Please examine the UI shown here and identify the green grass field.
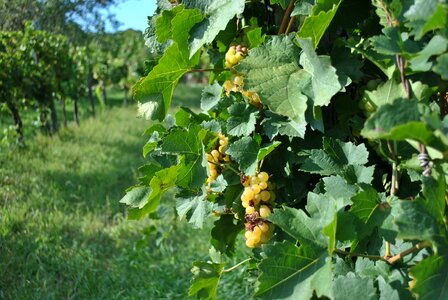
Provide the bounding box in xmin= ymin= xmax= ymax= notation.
xmin=0 ymin=84 xmax=252 ymax=299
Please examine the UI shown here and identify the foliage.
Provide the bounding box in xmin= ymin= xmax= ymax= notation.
xmin=124 ymin=0 xmax=448 ymax=299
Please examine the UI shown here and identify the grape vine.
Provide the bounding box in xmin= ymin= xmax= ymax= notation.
xmin=123 ymin=0 xmax=448 ymax=299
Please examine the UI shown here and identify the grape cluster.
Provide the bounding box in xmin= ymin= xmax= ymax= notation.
xmin=240 ymin=172 xmax=275 ymax=248
xmin=223 ymin=74 xmax=262 ymax=107
xmin=224 ymin=45 xmax=248 ymax=68
xmin=206 ymin=134 xmax=231 ymax=187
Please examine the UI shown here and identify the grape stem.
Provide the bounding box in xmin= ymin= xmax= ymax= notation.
xmin=222 ymin=258 xmax=252 ymax=273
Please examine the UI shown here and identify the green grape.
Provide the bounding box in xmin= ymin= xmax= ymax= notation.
xmin=260 ymin=190 xmax=270 ymax=202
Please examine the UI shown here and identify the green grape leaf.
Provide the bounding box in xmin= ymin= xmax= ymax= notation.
xmin=434 ymin=53 xmax=448 ymax=80
xmin=184 ymin=0 xmax=245 ymax=57
xmin=261 ymin=111 xmax=307 ymax=140
xmin=298 ymin=37 xmax=343 ymax=106
xmin=331 ymin=40 xmax=364 ymax=84
xmin=258 ymin=141 xmax=282 ymax=162
xmin=176 ymin=189 xmax=214 ymax=228
xmin=155 ymin=5 xmax=184 ymax=43
xmin=120 ymin=186 xmax=152 ymax=209
xmin=255 ymin=241 xmax=332 ymax=299
xmin=422 ymin=167 xmax=446 ymax=224
xmin=247 ymin=27 xmax=266 ymax=48
xmin=301 ymin=138 xmax=369 ymax=176
xmin=404 ymin=0 xmax=448 ymax=40
xmin=392 ymin=199 xmax=441 ymax=245
xmin=210 ymin=214 xmax=244 ymax=257
xmin=269 ymin=206 xmax=328 ymax=248
xmin=410 ymin=254 xmax=448 ymax=300
xmin=226 ymin=103 xmax=259 ymax=136
xmin=323 ymin=175 xmax=358 ymax=206
xmin=134 ymin=42 xmax=201 ymax=121
xmin=297 ymin=0 xmax=342 ymax=49
xmin=238 ymin=37 xmax=341 ymax=124
xmin=161 ymin=125 xmax=207 ymax=189
xmin=350 ymin=185 xmax=382 ymax=224
xmin=292 ymin=0 xmax=314 ymax=16
xmin=361 ymin=98 xmax=420 ymax=139
xmin=333 ymin=273 xmax=377 ymax=300
xmin=210 ymin=174 xmax=227 ymax=193
xmin=363 ymin=80 xmax=408 ymax=109
xmin=126 ymin=165 xmax=180 ymax=220
xmin=201 ymin=81 xmax=222 ymax=111
xmin=226 ymin=137 xmax=260 ymax=175
xmin=189 ymin=261 xmax=225 ymax=300
xmin=409 ymin=35 xmax=448 ymax=72
xmin=238 ymin=36 xmax=308 ymax=123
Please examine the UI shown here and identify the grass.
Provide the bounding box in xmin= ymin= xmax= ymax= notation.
xmin=0 ymin=83 xmax=252 ymax=299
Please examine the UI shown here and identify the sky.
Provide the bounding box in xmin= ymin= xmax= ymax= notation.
xmin=104 ymin=0 xmax=157 ymax=32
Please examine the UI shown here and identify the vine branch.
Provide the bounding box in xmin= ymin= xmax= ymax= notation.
xmin=335 ymin=241 xmax=431 ymax=264
xmin=222 ymin=258 xmax=252 ymax=273
xmin=386 ymin=241 xmax=431 ymax=264
xmin=278 ymin=0 xmax=295 ymax=35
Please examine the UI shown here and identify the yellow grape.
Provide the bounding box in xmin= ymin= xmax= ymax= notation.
xmin=218 ymin=145 xmax=226 ymax=153
xmin=210 ymin=168 xmax=218 ymax=177
xmin=246 ymin=206 xmax=256 ymax=214
xmin=243 ymin=188 xmax=254 ymax=200
xmin=260 ymin=190 xmax=271 ymax=202
xmin=251 ymin=184 xmax=261 ymax=194
xmin=258 ymin=172 xmax=269 ymax=182
xmin=246 ymin=238 xmax=256 ymax=248
xmin=241 ymin=191 xmax=252 ymax=202
xmin=253 ymin=226 xmax=262 ymax=238
xmin=228 ymin=55 xmax=238 ymax=65
xmin=259 ymin=205 xmax=271 ymax=218
xmin=242 ymin=200 xmax=249 ymax=208
xmin=250 ymin=176 xmax=259 ymax=185
xmin=245 ymin=230 xmax=252 ymax=240
xmin=233 ymin=75 xmax=244 ymax=86
xmin=235 ymin=52 xmax=245 ymax=61
xmin=223 ymin=80 xmax=233 ymax=92
xmin=223 ymin=155 xmax=231 ymax=162
xmin=259 ymin=222 xmax=269 ymax=233
xmin=250 ymin=234 xmax=261 ymax=244
xmin=211 ymin=149 xmax=220 ymax=160
xmin=259 ymin=181 xmax=268 ymax=190
xmin=206 ymin=153 xmax=213 ymax=161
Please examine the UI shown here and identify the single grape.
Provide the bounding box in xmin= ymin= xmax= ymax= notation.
xmin=246 ymin=238 xmax=256 ymax=248
xmin=251 ymin=184 xmax=261 ymax=194
xmin=250 ymin=176 xmax=259 ymax=185
xmin=218 ymin=145 xmax=226 ymax=153
xmin=253 ymin=226 xmax=262 ymax=237
xmin=246 ymin=206 xmax=256 ymax=214
xmin=258 ymin=172 xmax=269 ymax=182
xmin=210 ymin=168 xmax=218 ymax=177
xmin=259 ymin=205 xmax=271 ymax=218
xmin=211 ymin=150 xmax=220 ymax=161
xmin=253 ymin=194 xmax=261 ymax=205
xmin=243 ymin=188 xmax=254 ymax=200
xmin=258 ymin=181 xmax=268 ymax=190
xmin=259 ymin=222 xmax=269 ymax=233
xmin=245 ymin=230 xmax=252 ymax=240
xmin=233 ymin=75 xmax=244 ymax=86
xmin=260 ymin=190 xmax=270 ymax=202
